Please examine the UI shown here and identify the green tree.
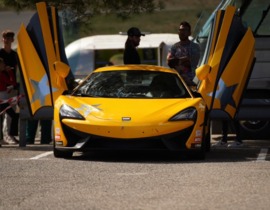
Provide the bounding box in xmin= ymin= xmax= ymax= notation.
xmin=0 ymin=0 xmax=164 ymax=21
xmin=0 ymin=0 xmax=164 ymax=43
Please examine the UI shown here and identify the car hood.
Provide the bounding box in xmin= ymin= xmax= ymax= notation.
xmin=56 ymin=96 xmax=206 ymax=139
xmin=58 ymin=96 xmax=203 ymax=124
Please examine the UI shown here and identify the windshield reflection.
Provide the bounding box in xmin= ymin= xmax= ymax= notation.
xmin=73 ymin=70 xmax=190 ymax=98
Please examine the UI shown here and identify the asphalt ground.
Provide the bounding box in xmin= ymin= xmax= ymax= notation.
xmin=0 ymin=137 xmax=269 ymax=210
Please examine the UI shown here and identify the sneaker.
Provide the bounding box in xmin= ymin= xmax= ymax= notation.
xmin=9 ymin=136 xmax=19 ymax=144
xmin=212 ymin=140 xmax=228 ymax=147
xmin=4 ymin=136 xmax=18 ymax=144
xmin=1 ymin=138 xmax=13 ymax=145
xmin=228 ymin=141 xmax=243 ymax=148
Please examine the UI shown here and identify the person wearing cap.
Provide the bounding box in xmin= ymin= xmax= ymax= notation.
xmin=123 ymin=27 xmax=145 ymax=64
xmin=0 ymin=29 xmax=19 ymax=144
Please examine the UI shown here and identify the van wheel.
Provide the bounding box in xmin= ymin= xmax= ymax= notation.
xmin=239 ymin=120 xmax=270 ymax=139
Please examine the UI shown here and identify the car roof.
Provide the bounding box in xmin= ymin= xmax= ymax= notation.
xmin=93 ymin=64 xmax=179 ymax=74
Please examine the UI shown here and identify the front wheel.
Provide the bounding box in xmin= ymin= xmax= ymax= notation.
xmin=53 ymin=141 xmax=73 ymax=158
xmin=54 ymin=148 xmax=73 ymax=158
xmin=187 ymin=149 xmax=206 ymax=160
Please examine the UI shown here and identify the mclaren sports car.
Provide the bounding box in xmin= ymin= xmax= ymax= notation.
xmin=17 ymin=3 xmax=255 ymax=159
xmin=53 ymin=65 xmax=208 ymax=158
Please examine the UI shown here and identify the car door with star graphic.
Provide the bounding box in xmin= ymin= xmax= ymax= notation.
xmin=196 ymin=6 xmax=255 ymax=120
xmin=17 ymin=2 xmax=74 ymax=118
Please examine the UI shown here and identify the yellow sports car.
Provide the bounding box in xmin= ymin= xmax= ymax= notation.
xmin=53 ymin=65 xmax=208 ymax=158
xmin=17 ymin=3 xmax=255 ymax=159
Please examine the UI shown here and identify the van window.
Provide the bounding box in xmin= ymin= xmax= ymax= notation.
xmin=68 ymin=49 xmax=94 ymax=79
xmin=95 ymin=49 xmax=124 ymax=68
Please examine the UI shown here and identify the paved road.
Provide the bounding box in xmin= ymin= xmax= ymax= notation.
xmin=0 ymin=139 xmax=269 ymax=210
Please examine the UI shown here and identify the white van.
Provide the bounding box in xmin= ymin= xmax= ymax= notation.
xmin=65 ymin=33 xmax=179 ymax=79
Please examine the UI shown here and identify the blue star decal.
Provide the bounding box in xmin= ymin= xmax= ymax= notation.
xmin=208 ymin=78 xmax=238 ymax=110
xmin=75 ymin=104 xmax=92 ymax=117
xmin=75 ymin=104 xmax=102 ymax=117
xmin=30 ymin=74 xmax=56 ymax=106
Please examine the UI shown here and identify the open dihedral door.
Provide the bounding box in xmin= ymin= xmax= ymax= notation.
xmin=196 ymin=6 xmax=255 ymax=120
xmin=17 ymin=2 xmax=73 ymax=118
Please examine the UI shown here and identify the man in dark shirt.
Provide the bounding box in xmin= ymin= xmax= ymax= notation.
xmin=123 ymin=27 xmax=145 ymax=64
xmin=0 ymin=30 xmax=18 ymax=81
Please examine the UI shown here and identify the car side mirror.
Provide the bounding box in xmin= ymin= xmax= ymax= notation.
xmin=53 ymin=61 xmax=70 ymax=78
xmin=196 ymin=64 xmax=211 ymax=81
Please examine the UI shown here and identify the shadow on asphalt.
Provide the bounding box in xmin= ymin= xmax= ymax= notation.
xmin=72 ymin=150 xmax=205 ymax=163
xmin=69 ymin=139 xmax=269 ymax=163
xmin=71 ymin=148 xmax=268 ymax=163
xmin=2 ymin=140 xmax=269 ymax=163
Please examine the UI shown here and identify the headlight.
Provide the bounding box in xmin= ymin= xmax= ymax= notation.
xmin=59 ymin=104 xmax=85 ymax=120
xmin=169 ymin=107 xmax=197 ymax=121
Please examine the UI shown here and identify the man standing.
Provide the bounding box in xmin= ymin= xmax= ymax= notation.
xmin=0 ymin=30 xmax=18 ymax=81
xmin=167 ymin=21 xmax=200 ymax=86
xmin=123 ymin=27 xmax=145 ymax=64
xmin=0 ymin=30 xmax=19 ymax=144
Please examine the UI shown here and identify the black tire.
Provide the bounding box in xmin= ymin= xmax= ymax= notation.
xmin=187 ymin=149 xmax=206 ymax=160
xmin=53 ymin=140 xmax=73 ymax=158
xmin=205 ymin=129 xmax=211 ymax=152
xmin=191 ymin=125 xmax=209 ymax=160
xmin=54 ymin=148 xmax=73 ymax=158
xmin=239 ymin=120 xmax=270 ymax=139
xmin=198 ymin=140 xmax=206 ymax=160
xmin=187 ymin=138 xmax=206 ymax=160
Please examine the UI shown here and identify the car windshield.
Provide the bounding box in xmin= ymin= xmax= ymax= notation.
xmin=73 ymin=70 xmax=190 ymax=98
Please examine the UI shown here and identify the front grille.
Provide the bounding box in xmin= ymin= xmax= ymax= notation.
xmin=61 ymin=123 xmax=194 ymax=151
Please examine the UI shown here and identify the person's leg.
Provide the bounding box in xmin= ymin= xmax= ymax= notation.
xmin=8 ymin=113 xmax=19 ymax=136
xmin=0 ymin=105 xmax=8 ymax=144
xmin=212 ymin=120 xmax=228 ymax=147
xmin=228 ymin=120 xmax=243 ymax=147
xmin=0 ymin=112 xmax=3 ymax=141
xmin=1 ymin=104 xmax=19 ymax=143
xmin=221 ymin=120 xmax=228 ymax=143
xmin=4 ymin=90 xmax=19 ymax=138
xmin=2 ymin=113 xmax=10 ymax=138
xmin=4 ymin=105 xmax=18 ymax=135
xmin=26 ymin=120 xmax=39 ymax=144
xmin=234 ymin=120 xmax=242 ymax=143
xmin=40 ymin=120 xmax=52 ymax=144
